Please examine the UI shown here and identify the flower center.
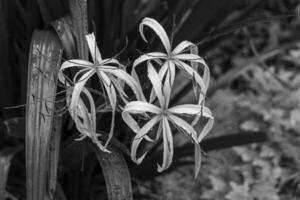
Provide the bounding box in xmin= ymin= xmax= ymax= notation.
xmin=161 ymin=109 xmax=168 ymax=116
xmin=167 ymin=53 xmax=174 ymax=60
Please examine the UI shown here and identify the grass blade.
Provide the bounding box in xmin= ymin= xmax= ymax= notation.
xmin=26 ymin=30 xmax=63 ymax=200
xmin=69 ymin=0 xmax=89 ymax=60
xmin=89 ymin=141 xmax=133 ymax=200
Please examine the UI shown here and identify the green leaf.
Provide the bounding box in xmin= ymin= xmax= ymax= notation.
xmin=26 ymin=30 xmax=63 ymax=200
xmin=89 ymin=141 xmax=133 ymax=200
xmin=69 ymin=0 xmax=89 ymax=60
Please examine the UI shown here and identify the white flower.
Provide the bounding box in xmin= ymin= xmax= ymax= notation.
xmin=132 ymin=17 xmax=210 ymax=103
xmin=59 ymin=33 xmax=144 ymax=149
xmin=122 ymin=62 xmax=214 ymax=177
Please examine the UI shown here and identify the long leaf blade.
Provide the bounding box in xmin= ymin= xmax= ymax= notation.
xmin=89 ymin=141 xmax=133 ymax=200
xmin=26 ymin=30 xmax=63 ymax=200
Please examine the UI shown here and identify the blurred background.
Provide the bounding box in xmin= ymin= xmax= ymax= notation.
xmin=1 ymin=0 xmax=300 ymax=199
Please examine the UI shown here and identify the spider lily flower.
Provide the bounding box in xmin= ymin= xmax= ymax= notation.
xmin=122 ymin=62 xmax=214 ymax=177
xmin=73 ymin=87 xmax=109 ymax=152
xmin=132 ymin=17 xmax=210 ymax=103
xmin=59 ymin=32 xmax=145 ymax=149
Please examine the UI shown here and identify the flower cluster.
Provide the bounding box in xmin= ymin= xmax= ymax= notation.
xmin=59 ymin=17 xmax=213 ymax=177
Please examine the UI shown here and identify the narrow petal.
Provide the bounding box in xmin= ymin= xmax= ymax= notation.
xmin=123 ymin=101 xmax=161 ymax=114
xmin=173 ymin=53 xmax=203 ymax=61
xmin=189 ymin=44 xmax=198 ymax=72
xmin=100 ymin=58 xmax=124 ymax=67
xmin=59 ymin=59 xmax=93 ymax=84
xmin=130 ymin=137 xmax=147 ymax=164
xmin=157 ymin=117 xmax=174 ymax=172
xmin=194 ymin=143 xmax=202 ymax=178
xmin=149 ymin=61 xmax=169 ymax=103
xmin=176 ymin=54 xmax=210 ymax=88
xmin=172 ymin=40 xmax=196 ymax=55
xmin=156 ymin=120 xmax=163 ymax=140
xmin=163 ymin=61 xmax=176 ymax=107
xmin=168 ymin=104 xmax=212 ymax=117
xmin=85 ymin=33 xmax=102 ymax=63
xmin=168 ymin=114 xmax=198 ymax=142
xmin=73 ymin=68 xmax=92 ymax=82
xmin=130 ymin=116 xmax=160 ymax=164
xmin=139 ymin=17 xmax=171 ymax=53
xmin=148 ymin=62 xmax=165 ymax=108
xmin=72 ymin=87 xmax=108 ymax=152
xmin=81 ymin=88 xmax=96 ymax=133
xmin=69 ymin=70 xmax=95 ymax=118
xmin=98 ymin=71 xmax=117 ymax=148
xmin=197 ymin=117 xmax=214 ymax=143
xmin=122 ymin=111 xmax=140 ymax=133
xmin=108 ymin=75 xmax=129 ymax=101
xmin=61 ymin=59 xmax=94 ymax=70
xmin=102 ymin=67 xmax=145 ymax=101
xmin=134 ymin=115 xmax=160 ymax=141
xmin=175 ymin=60 xmax=207 ymax=94
xmin=175 ymin=54 xmax=210 ymax=89
xmin=133 ymin=52 xmax=167 ymax=68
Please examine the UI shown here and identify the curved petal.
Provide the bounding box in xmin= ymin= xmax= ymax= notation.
xmin=194 ymin=143 xmax=202 ymax=178
xmin=175 ymin=60 xmax=207 ymax=94
xmin=97 ymin=71 xmax=117 ymax=148
xmin=163 ymin=61 xmax=176 ymax=107
xmin=175 ymin=54 xmax=210 ymax=86
xmin=168 ymin=114 xmax=203 ymax=178
xmin=168 ymin=104 xmax=212 ymax=117
xmin=148 ymin=62 xmax=165 ymax=108
xmin=156 ymin=120 xmax=163 ymax=140
xmin=134 ymin=115 xmax=160 ymax=141
xmin=73 ymin=68 xmax=92 ymax=82
xmin=131 ymin=116 xmax=161 ymax=164
xmin=61 ymin=59 xmax=93 ymax=70
xmin=149 ymin=61 xmax=169 ymax=103
xmin=69 ymin=70 xmax=95 ymax=118
xmin=168 ymin=114 xmax=198 ymax=142
xmin=174 ymin=54 xmax=210 ymax=89
xmin=86 ymin=33 xmax=102 ymax=63
xmin=172 ymin=40 xmax=196 ymax=55
xmin=139 ymin=17 xmax=171 ymax=53
xmin=59 ymin=59 xmax=93 ymax=84
xmin=108 ymin=75 xmax=128 ymax=101
xmin=197 ymin=117 xmax=214 ymax=143
xmin=157 ymin=117 xmax=174 ymax=172
xmin=130 ymin=137 xmax=147 ymax=164
xmin=122 ymin=111 xmax=140 ymax=133
xmin=81 ymin=87 xmax=96 ymax=133
xmin=133 ymin=52 xmax=167 ymax=68
xmin=100 ymin=58 xmax=124 ymax=67
xmin=173 ymin=53 xmax=203 ymax=61
xmin=123 ymin=101 xmax=161 ymax=114
xmin=102 ymin=67 xmax=145 ymax=101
